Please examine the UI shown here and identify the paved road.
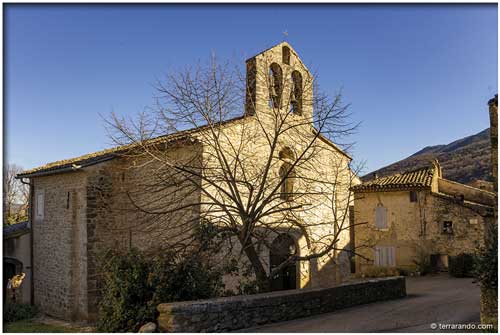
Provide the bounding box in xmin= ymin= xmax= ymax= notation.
xmin=242 ymin=275 xmax=481 ymax=332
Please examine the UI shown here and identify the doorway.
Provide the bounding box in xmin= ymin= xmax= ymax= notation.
xmin=270 ymin=234 xmax=297 ymax=291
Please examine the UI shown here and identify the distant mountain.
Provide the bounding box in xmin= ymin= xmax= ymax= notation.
xmin=364 ymin=128 xmax=492 ymax=185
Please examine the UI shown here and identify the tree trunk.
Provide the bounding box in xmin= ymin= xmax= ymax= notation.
xmin=240 ymin=239 xmax=271 ymax=292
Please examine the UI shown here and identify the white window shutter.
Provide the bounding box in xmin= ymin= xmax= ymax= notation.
xmin=36 ymin=191 xmax=45 ymax=220
xmin=389 ymin=247 xmax=395 ymax=266
xmin=375 ymin=205 xmax=388 ymax=229
xmin=374 ymin=246 xmax=396 ymax=267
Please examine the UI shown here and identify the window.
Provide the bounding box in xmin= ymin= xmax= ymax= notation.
xmin=442 ymin=221 xmax=453 ymax=234
xmin=375 ymin=204 xmax=388 ymax=229
xmin=36 ymin=191 xmax=44 ymax=219
xmin=282 ymin=46 xmax=291 ymax=65
xmin=374 ymin=246 xmax=396 ymax=267
xmin=279 ymin=163 xmax=295 ymax=201
xmin=469 ymin=218 xmax=478 ymax=225
xmin=278 ymin=147 xmax=295 ymax=201
xmin=409 ymin=190 xmax=418 ymax=203
xmin=290 ymin=71 xmax=303 ymax=115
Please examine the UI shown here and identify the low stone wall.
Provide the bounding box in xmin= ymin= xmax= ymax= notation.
xmin=438 ymin=178 xmax=495 ymax=206
xmin=157 ymin=276 xmax=406 ymax=332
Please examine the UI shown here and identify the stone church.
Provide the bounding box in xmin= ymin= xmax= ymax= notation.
xmin=17 ymin=42 xmax=357 ymax=321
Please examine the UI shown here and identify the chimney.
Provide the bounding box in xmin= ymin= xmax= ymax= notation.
xmin=374 ymin=173 xmax=379 ymax=180
xmin=488 ymin=94 xmax=498 ymax=192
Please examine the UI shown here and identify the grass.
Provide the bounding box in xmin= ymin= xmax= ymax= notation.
xmin=3 ymin=319 xmax=78 ymax=333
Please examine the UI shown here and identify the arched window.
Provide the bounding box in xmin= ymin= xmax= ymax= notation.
xmin=279 ymin=163 xmax=295 ymax=201
xmin=290 ymin=71 xmax=303 ymax=115
xmin=279 ymin=146 xmax=295 ymax=161
xmin=278 ymin=147 xmax=295 ymax=201
xmin=282 ymin=46 xmax=291 ymax=65
xmin=269 ymin=63 xmax=283 ymax=108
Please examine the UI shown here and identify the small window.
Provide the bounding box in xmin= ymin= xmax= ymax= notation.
xmin=36 ymin=192 xmax=45 ymax=219
xmin=279 ymin=163 xmax=295 ymax=201
xmin=282 ymin=46 xmax=290 ymax=65
xmin=442 ymin=221 xmax=453 ymax=234
xmin=375 ymin=204 xmax=388 ymax=229
xmin=374 ymin=246 xmax=396 ymax=267
xmin=409 ymin=191 xmax=418 ymax=203
xmin=469 ymin=218 xmax=478 ymax=225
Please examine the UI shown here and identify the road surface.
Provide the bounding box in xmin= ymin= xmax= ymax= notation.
xmin=242 ymin=275 xmax=481 ymax=332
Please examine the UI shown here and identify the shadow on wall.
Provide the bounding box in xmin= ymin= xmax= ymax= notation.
xmin=264 ymin=225 xmax=354 ymax=291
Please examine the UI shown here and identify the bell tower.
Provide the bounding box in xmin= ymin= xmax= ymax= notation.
xmin=245 ymin=42 xmax=313 ymax=123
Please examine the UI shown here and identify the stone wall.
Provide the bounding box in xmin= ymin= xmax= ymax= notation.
xmin=437 ymin=178 xmax=495 ymax=206
xmin=157 ymin=276 xmax=406 ymax=332
xmin=32 ymin=172 xmax=88 ymax=320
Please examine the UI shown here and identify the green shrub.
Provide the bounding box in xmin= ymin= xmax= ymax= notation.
xmin=449 ymin=253 xmax=475 ymax=278
xmin=3 ymin=303 xmax=38 ymax=323
xmin=96 ymin=248 xmax=227 ymax=332
xmin=475 ymin=222 xmax=498 ymax=290
xmin=357 ymin=266 xmax=399 ymax=278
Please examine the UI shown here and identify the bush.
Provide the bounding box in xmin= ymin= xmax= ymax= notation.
xmin=96 ymin=248 xmax=227 ymax=332
xmin=357 ymin=266 xmax=399 ymax=278
xmin=3 ymin=303 xmax=38 ymax=323
xmin=474 ymin=222 xmax=498 ymax=290
xmin=449 ymin=253 xmax=475 ymax=278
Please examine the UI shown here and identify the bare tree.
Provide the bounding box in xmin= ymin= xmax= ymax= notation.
xmin=3 ymin=164 xmax=29 ymax=225
xmin=105 ymin=51 xmax=362 ymax=291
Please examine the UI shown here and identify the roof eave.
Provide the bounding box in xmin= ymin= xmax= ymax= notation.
xmin=351 ymin=185 xmax=430 ymax=193
xmin=16 ymin=155 xmax=116 ymax=179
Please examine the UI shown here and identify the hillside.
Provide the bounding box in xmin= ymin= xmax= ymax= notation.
xmin=364 ymin=128 xmax=492 ymax=185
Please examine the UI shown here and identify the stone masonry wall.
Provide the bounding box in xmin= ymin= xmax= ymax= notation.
xmin=199 ymin=43 xmax=355 ymax=290
xmin=32 ymin=172 xmax=88 ymax=320
xmin=437 ymin=178 xmax=495 ymax=206
xmin=84 ymin=145 xmax=203 ymax=320
xmin=157 ymin=276 xmax=406 ymax=332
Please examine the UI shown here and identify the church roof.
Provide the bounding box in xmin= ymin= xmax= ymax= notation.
xmin=17 ymin=115 xmax=247 ymax=178
xmin=351 ymin=166 xmax=434 ymax=192
xmin=18 ymin=114 xmax=351 ymax=179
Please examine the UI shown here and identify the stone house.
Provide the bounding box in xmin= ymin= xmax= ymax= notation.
xmin=351 ymin=160 xmax=495 ymax=273
xmin=3 ymin=221 xmax=32 ymax=304
xmin=16 ymin=42 xmax=357 ymax=321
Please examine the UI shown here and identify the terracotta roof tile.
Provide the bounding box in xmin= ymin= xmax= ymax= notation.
xmin=351 ymin=166 xmax=434 ymax=192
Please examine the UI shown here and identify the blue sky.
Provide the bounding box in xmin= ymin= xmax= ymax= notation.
xmin=5 ymin=4 xmax=498 ymax=174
